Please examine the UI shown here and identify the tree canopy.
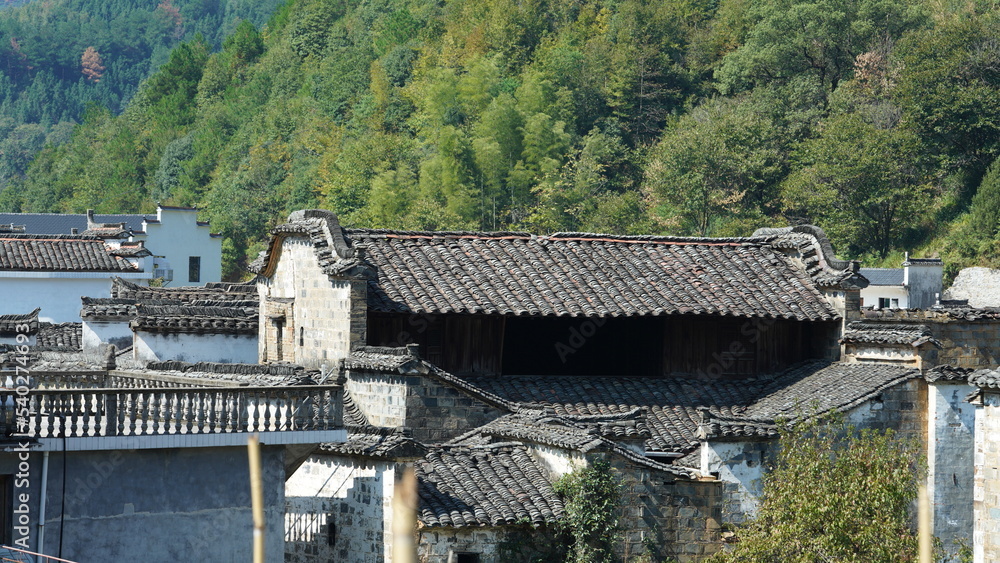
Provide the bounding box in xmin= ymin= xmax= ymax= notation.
xmin=3 ymin=0 xmax=1000 ymax=278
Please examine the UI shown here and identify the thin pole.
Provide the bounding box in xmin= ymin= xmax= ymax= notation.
xmin=248 ymin=434 xmax=264 ymax=563
xmin=918 ymin=484 xmax=932 ymax=563
xmin=391 ymin=466 xmax=417 ymax=563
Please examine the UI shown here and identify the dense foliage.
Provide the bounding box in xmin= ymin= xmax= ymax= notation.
xmin=710 ymin=415 xmax=925 ymax=563
xmin=0 ymin=0 xmax=283 ymax=188
xmin=553 ymin=460 xmax=622 ymax=563
xmin=4 ymin=0 xmax=1000 ymax=278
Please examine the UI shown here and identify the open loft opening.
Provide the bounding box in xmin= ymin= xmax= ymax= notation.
xmin=367 ymin=312 xmax=839 ymax=378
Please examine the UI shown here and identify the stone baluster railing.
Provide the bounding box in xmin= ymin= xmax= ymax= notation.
xmin=0 ymin=386 xmax=342 ymax=439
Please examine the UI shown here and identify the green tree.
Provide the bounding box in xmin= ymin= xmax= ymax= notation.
xmin=893 ymin=11 xmax=1000 ymax=176
xmin=781 ymin=112 xmax=930 ymax=258
xmin=553 ymin=460 xmax=622 ymax=563
xmin=645 ymin=96 xmax=785 ymax=236
xmin=710 ymin=414 xmax=924 ymax=563
xmin=716 ymin=0 xmax=928 ymax=97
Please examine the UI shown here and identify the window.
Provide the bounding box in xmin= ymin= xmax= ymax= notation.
xmin=188 ymin=256 xmax=201 ymax=283
xmin=274 ymin=318 xmax=285 ymax=361
xmin=891 ymin=298 xmax=899 ymax=309
xmin=878 ymin=297 xmax=891 ymax=309
xmin=450 ymin=554 xmax=480 ymax=563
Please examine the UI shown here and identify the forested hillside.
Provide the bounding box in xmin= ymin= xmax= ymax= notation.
xmin=0 ymin=0 xmax=283 ymax=187
xmin=4 ymin=0 xmax=1000 ymax=280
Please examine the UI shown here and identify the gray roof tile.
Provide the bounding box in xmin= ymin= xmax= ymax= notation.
xmin=859 ymin=268 xmax=904 ymax=286
xmin=0 ymin=236 xmax=140 ymax=271
xmin=416 ymin=444 xmax=564 ymax=528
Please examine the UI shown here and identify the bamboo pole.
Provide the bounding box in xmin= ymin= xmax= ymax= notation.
xmin=392 ymin=466 xmax=417 ymax=563
xmin=919 ymin=483 xmax=932 ymax=563
xmin=248 ymin=434 xmax=265 ymax=563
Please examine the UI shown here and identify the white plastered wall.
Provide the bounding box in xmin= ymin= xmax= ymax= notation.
xmin=133 ymin=331 xmax=258 ymax=363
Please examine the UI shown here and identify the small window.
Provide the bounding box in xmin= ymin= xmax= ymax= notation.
xmin=299 ymin=326 xmax=304 ymax=347
xmin=451 ymin=554 xmax=480 ymax=563
xmin=878 ymin=297 xmax=891 ymax=309
xmin=188 ymin=256 xmax=201 ymax=283
xmin=890 ymin=298 xmax=899 ymax=309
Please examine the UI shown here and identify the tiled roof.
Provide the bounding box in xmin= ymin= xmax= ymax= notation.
xmin=926 ymin=365 xmax=974 ymax=383
xmin=859 ymin=268 xmax=904 ymax=286
xmin=0 ymin=236 xmax=140 ymax=271
xmin=708 ymin=362 xmax=918 ymax=438
xmin=107 ymin=242 xmax=151 ymax=257
xmin=344 ymin=345 xmax=426 ymax=373
xmin=755 ymin=226 xmax=866 ymax=288
xmin=0 ymin=213 xmax=151 ymax=235
xmin=129 ymin=304 xmax=258 ymax=334
xmin=255 ymin=212 xmax=861 ymax=322
xmin=111 ymin=278 xmax=257 ymax=301
xmin=319 ymin=428 xmax=427 ymax=459
xmin=462 ymin=361 xmax=918 ymax=453
xmin=969 ymin=368 xmax=1000 ymax=389
xmin=125 ymin=361 xmax=313 ymax=386
xmin=36 ymin=322 xmax=82 ymax=351
xmin=80 ymin=298 xmax=182 ymax=320
xmin=449 ymin=412 xmax=691 ymax=478
xmin=416 ymin=444 xmax=564 ymax=528
xmin=349 ymin=230 xmax=840 ymax=321
xmin=249 ymin=210 xmax=368 ymax=278
xmin=841 ymin=321 xmax=940 ymax=347
xmin=0 ymin=308 xmax=39 ymax=334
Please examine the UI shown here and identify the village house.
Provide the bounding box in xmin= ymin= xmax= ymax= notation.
xmin=80 ymin=278 xmax=259 ymax=364
xmin=0 ymin=205 xmax=223 ymax=286
xmin=2 ymin=207 xmax=993 ymax=562
xmin=859 ymin=255 xmax=944 ymax=310
xmin=0 ymin=230 xmax=153 ymax=323
xmin=253 ymin=210 xmax=981 ymax=562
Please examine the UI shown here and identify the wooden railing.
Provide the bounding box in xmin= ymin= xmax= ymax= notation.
xmin=0 ymin=386 xmax=342 ymax=439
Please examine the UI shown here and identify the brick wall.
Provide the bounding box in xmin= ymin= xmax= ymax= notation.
xmin=259 ymin=237 xmax=367 ymax=368
xmin=346 ymin=370 xmax=507 ymax=443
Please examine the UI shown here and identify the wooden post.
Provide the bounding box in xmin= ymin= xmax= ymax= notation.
xmin=392 ymin=466 xmax=417 ymax=563
xmin=248 ymin=434 xmax=265 ymax=563
xmin=919 ymin=483 xmax=932 ymax=563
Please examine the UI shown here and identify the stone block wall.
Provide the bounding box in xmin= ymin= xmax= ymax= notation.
xmin=975 ymin=391 xmax=1000 ymax=563
xmin=346 ymin=373 xmax=409 ymax=428
xmin=401 ymin=375 xmax=507 ymax=443
xmin=346 ymin=370 xmax=507 ymax=443
xmin=846 ymin=378 xmax=927 ymax=443
xmin=859 ymin=309 xmax=1000 ymax=369
xmin=417 ymin=527 xmax=509 ymax=563
xmin=607 ymin=457 xmax=723 ymax=562
xmin=285 ymin=455 xmax=396 ymax=563
xmin=259 ymin=237 xmax=367 ymax=368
